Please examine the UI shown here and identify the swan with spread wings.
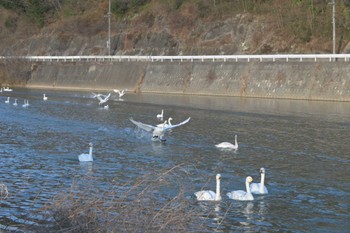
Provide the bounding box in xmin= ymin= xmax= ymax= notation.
xmin=129 ymin=117 xmax=190 ymax=142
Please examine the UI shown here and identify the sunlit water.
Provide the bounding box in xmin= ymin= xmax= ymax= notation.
xmin=1 ymin=88 xmax=349 ymax=232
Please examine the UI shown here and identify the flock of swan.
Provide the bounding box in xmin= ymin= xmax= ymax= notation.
xmin=195 ymin=168 xmax=268 ymax=202
xmin=2 ymin=87 xmax=268 ymax=202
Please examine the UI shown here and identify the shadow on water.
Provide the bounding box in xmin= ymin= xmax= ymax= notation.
xmin=0 ymin=89 xmax=349 ymax=232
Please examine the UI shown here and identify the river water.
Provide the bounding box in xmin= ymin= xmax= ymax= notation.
xmin=0 ymin=88 xmax=349 ymax=232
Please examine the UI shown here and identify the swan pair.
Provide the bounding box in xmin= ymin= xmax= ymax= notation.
xmin=78 ymin=143 xmax=93 ymax=162
xmin=215 ymin=135 xmax=238 ymax=150
xmin=22 ymin=99 xmax=29 ymax=108
xmin=195 ymin=174 xmax=253 ymax=201
xmin=195 ymin=169 xmax=268 ymax=201
xmin=129 ymin=117 xmax=190 ymax=142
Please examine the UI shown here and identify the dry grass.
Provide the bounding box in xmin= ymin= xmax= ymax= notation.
xmin=35 ymin=165 xmax=210 ymax=233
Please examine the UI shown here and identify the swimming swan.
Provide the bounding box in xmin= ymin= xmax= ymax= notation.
xmin=156 ymin=117 xmax=173 ymax=128
xmin=43 ymin=93 xmax=48 ymax=101
xmin=3 ymin=87 xmax=13 ymax=92
xmin=215 ymin=135 xmax=238 ymax=150
xmin=250 ymin=168 xmax=268 ymax=195
xmin=22 ymin=99 xmax=29 ymax=108
xmin=129 ymin=117 xmax=190 ymax=142
xmin=5 ymin=97 xmax=10 ymax=104
xmin=227 ymin=176 xmax=254 ymax=201
xmin=78 ymin=143 xmax=93 ymax=162
xmin=156 ymin=109 xmax=164 ymax=121
xmin=13 ymin=99 xmax=18 ymax=106
xmin=195 ymin=174 xmax=222 ymax=201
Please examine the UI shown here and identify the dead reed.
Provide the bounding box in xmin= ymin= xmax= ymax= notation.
xmin=37 ymin=165 xmax=211 ymax=233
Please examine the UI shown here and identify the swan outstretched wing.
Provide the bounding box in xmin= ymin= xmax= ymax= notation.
xmin=96 ymin=93 xmax=111 ymax=103
xmin=129 ymin=118 xmax=156 ymax=132
xmin=96 ymin=95 xmax=104 ymax=102
xmin=104 ymin=92 xmax=111 ymax=100
xmin=163 ymin=117 xmax=190 ymax=131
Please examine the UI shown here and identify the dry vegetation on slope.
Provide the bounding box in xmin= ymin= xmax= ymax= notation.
xmin=0 ymin=0 xmax=350 ymax=56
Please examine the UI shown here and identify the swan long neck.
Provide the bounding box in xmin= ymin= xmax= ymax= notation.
xmin=260 ymin=173 xmax=265 ymax=192
xmin=235 ymin=135 xmax=238 ymax=147
xmin=89 ymin=145 xmax=93 ymax=156
xmin=215 ymin=178 xmax=221 ymax=201
xmin=246 ymin=180 xmax=251 ymax=194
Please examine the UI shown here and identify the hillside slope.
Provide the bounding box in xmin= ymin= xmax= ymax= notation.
xmin=0 ymin=0 xmax=350 ymax=56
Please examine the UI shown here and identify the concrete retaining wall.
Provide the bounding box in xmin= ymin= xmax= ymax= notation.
xmin=27 ymin=61 xmax=350 ymax=101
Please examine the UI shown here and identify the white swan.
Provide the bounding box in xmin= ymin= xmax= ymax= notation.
xmin=195 ymin=174 xmax=222 ymax=201
xmin=156 ymin=117 xmax=173 ymax=127
xmin=227 ymin=176 xmax=254 ymax=201
xmin=96 ymin=92 xmax=111 ymax=106
xmin=13 ymin=99 xmax=18 ymax=106
xmin=22 ymin=99 xmax=29 ymax=108
xmin=129 ymin=117 xmax=190 ymax=142
xmin=215 ymin=135 xmax=238 ymax=150
xmin=78 ymin=143 xmax=93 ymax=162
xmin=3 ymin=87 xmax=13 ymax=92
xmin=156 ymin=120 xmax=168 ymax=127
xmin=113 ymin=89 xmax=127 ymax=98
xmin=5 ymin=97 xmax=10 ymax=104
xmin=43 ymin=93 xmax=48 ymax=101
xmin=156 ymin=109 xmax=164 ymax=121
xmin=250 ymin=168 xmax=269 ymax=195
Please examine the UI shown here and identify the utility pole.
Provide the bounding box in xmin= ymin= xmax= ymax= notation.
xmin=332 ymin=0 xmax=336 ymax=54
xmin=107 ymin=0 xmax=111 ymax=56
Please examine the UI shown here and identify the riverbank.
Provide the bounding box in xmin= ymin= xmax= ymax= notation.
xmin=22 ymin=60 xmax=350 ymax=102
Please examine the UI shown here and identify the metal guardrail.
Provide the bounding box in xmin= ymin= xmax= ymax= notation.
xmin=1 ymin=54 xmax=350 ymax=62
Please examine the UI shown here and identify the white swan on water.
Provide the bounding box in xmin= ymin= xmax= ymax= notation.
xmin=113 ymin=89 xmax=127 ymax=98
xmin=129 ymin=117 xmax=190 ymax=142
xmin=195 ymin=174 xmax=222 ymax=201
xmin=215 ymin=135 xmax=238 ymax=150
xmin=156 ymin=117 xmax=173 ymax=127
xmin=22 ymin=99 xmax=29 ymax=108
xmin=5 ymin=97 xmax=10 ymax=104
xmin=250 ymin=168 xmax=269 ymax=195
xmin=227 ymin=176 xmax=254 ymax=201
xmin=13 ymin=99 xmax=17 ymax=106
xmin=3 ymin=87 xmax=13 ymax=92
xmin=156 ymin=109 xmax=164 ymax=121
xmin=78 ymin=143 xmax=93 ymax=162
xmin=43 ymin=93 xmax=48 ymax=101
